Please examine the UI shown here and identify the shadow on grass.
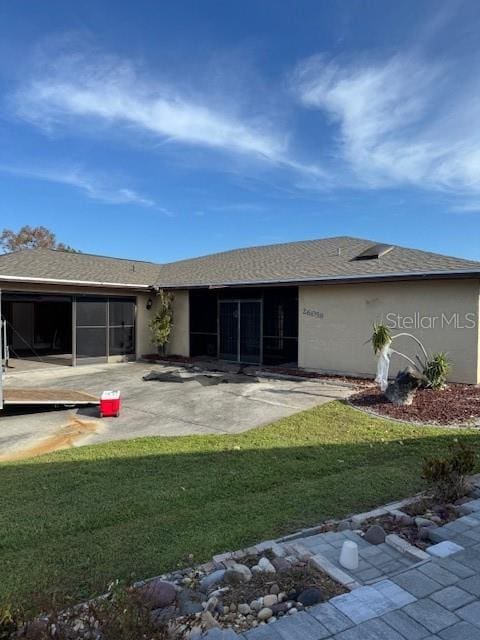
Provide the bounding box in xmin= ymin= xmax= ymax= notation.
xmin=1 ymin=422 xmax=479 ymax=609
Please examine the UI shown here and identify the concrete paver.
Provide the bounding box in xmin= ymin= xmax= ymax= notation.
xmin=402 ymin=599 xmax=459 ymax=634
xmin=430 ymin=586 xmax=476 ymax=611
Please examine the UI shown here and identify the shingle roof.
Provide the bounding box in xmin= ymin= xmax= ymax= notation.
xmin=154 ymin=236 xmax=480 ymax=288
xmin=0 ymin=248 xmax=160 ymax=288
xmin=0 ymin=237 xmax=479 ymax=290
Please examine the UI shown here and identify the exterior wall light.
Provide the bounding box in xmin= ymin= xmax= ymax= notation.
xmin=146 ymin=298 xmax=153 ymax=310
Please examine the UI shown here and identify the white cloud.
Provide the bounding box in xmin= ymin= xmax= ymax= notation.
xmin=14 ymin=50 xmax=285 ymax=161
xmin=0 ymin=164 xmax=156 ymax=207
xmin=12 ymin=45 xmax=330 ymax=187
xmin=291 ymin=52 xmax=480 ymax=196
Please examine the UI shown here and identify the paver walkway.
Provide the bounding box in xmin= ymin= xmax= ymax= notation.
xmin=206 ymin=500 xmax=480 ymax=640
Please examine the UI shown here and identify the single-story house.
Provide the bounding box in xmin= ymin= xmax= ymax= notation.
xmin=0 ymin=236 xmax=479 ymax=383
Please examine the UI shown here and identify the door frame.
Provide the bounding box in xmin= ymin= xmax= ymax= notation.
xmin=217 ymin=298 xmax=263 ymax=364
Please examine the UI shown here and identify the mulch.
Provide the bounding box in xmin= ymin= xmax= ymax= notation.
xmin=350 ymin=384 xmax=480 ymax=425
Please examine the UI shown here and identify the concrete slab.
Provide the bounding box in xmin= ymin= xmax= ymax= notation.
xmin=0 ymin=362 xmax=352 ymax=459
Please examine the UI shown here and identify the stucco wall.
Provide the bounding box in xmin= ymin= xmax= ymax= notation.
xmin=137 ymin=289 xmax=190 ymax=358
xmin=299 ymin=279 xmax=480 ymax=384
xmin=166 ymin=289 xmax=190 ymax=357
xmin=136 ymin=292 xmax=156 ymax=357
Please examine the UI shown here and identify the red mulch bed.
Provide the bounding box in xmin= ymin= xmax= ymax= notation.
xmin=351 ymin=384 xmax=480 ymax=425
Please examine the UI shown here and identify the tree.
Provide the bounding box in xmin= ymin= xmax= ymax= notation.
xmin=0 ymin=226 xmax=78 ymax=253
xmin=148 ymin=290 xmax=174 ymax=355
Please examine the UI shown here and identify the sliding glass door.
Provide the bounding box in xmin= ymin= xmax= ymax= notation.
xmin=74 ymin=296 xmax=136 ymax=364
xmin=75 ymin=297 xmax=108 ymax=363
xmin=219 ymin=300 xmax=261 ymax=364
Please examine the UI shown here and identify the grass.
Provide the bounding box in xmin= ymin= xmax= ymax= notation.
xmin=1 ymin=401 xmax=480 ymax=608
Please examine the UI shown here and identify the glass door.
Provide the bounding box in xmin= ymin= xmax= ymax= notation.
xmin=240 ymin=301 xmax=261 ymax=364
xmin=75 ymin=297 xmax=108 ymax=364
xmin=219 ymin=301 xmax=238 ymax=361
xmin=218 ymin=300 xmax=262 ymax=364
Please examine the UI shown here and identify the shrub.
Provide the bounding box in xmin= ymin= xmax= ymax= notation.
xmin=0 ymin=604 xmax=18 ymax=640
xmin=1 ymin=583 xmax=173 ymax=640
xmin=422 ymin=442 xmax=476 ymax=503
xmin=149 ymin=290 xmax=174 ymax=355
xmin=423 ymin=352 xmax=450 ymax=389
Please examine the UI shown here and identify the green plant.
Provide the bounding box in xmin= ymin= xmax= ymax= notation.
xmin=423 ymin=352 xmax=451 ymax=390
xmin=422 ymin=442 xmax=476 ymax=503
xmin=149 ymin=290 xmax=174 ymax=355
xmin=1 ymin=584 xmax=173 ymax=640
xmin=0 ymin=604 xmax=18 ymax=640
xmin=88 ymin=582 xmax=172 ymax=640
xmin=371 ymin=323 xmax=392 ymax=355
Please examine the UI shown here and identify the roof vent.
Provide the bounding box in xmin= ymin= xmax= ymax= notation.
xmin=352 ymin=243 xmax=394 ymax=261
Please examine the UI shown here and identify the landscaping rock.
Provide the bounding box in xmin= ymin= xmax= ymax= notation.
xmin=271 ymin=602 xmax=290 ymax=615
xmin=205 ymin=596 xmax=218 ymax=612
xmin=201 ymin=611 xmax=220 ymax=630
xmin=385 ymin=367 xmax=423 ymax=406
xmin=263 ymin=594 xmax=278 ymax=608
xmin=137 ymin=579 xmax=176 ymax=609
xmin=199 ymin=569 xmax=225 ymax=591
xmin=364 ymin=524 xmax=386 ymax=545
xmin=258 ymin=557 xmax=276 ymax=573
xmin=223 ymin=563 xmax=252 ymax=585
xmin=415 ymin=516 xmax=436 ymax=528
xmin=393 ymin=512 xmax=414 ymax=526
xmin=269 ymin=583 xmax=280 ymax=595
xmin=177 ymin=589 xmax=205 ymax=616
xmin=297 ymin=587 xmax=324 ymax=606
xmin=151 ymin=605 xmax=176 ymax=625
xmin=238 ymin=603 xmax=251 ymax=615
xmin=271 ymin=557 xmax=291 ymax=572
xmin=257 ymin=608 xmax=273 ymax=621
xmin=418 ymin=525 xmax=437 ymax=541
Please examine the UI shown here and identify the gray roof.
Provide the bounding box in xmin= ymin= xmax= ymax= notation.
xmin=154 ymin=236 xmax=480 ymax=288
xmin=0 ymin=237 xmax=479 ymax=290
xmin=0 ymin=248 xmax=160 ymax=288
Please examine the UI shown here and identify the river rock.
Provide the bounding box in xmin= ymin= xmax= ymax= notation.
xmin=415 ymin=516 xmax=436 ymax=528
xmin=224 ymin=563 xmax=252 ymax=585
xmin=269 ymin=583 xmax=280 ymax=595
xmin=199 ymin=569 xmax=225 ymax=591
xmin=177 ymin=589 xmax=204 ymax=616
xmin=257 ymin=608 xmax=273 ymax=621
xmin=258 ymin=557 xmax=276 ymax=573
xmin=263 ymin=594 xmax=278 ymax=608
xmin=238 ymin=603 xmax=251 ymax=615
xmin=201 ymin=611 xmax=220 ymax=630
xmin=297 ymin=587 xmax=324 ymax=606
xmin=271 ymin=602 xmax=290 ymax=615
xmin=364 ymin=524 xmax=386 ymax=545
xmin=137 ymin=579 xmax=176 ymax=609
xmin=271 ymin=557 xmax=291 ymax=572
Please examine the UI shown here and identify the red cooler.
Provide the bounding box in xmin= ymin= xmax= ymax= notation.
xmin=100 ymin=390 xmax=121 ymax=417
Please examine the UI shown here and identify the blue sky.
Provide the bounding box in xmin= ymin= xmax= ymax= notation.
xmin=1 ymin=0 xmax=480 ymax=262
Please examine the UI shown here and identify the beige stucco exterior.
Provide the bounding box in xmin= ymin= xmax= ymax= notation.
xmin=299 ymin=279 xmax=480 ymax=384
xmin=137 ymin=289 xmax=190 ymax=358
xmin=166 ymin=289 xmax=190 ymax=357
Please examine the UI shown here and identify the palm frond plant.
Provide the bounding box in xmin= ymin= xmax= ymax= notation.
xmin=372 ymin=323 xmax=392 ymax=355
xmin=423 ymin=352 xmax=451 ymax=389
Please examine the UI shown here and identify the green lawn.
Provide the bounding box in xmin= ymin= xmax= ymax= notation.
xmin=1 ymin=401 xmax=479 ymax=608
